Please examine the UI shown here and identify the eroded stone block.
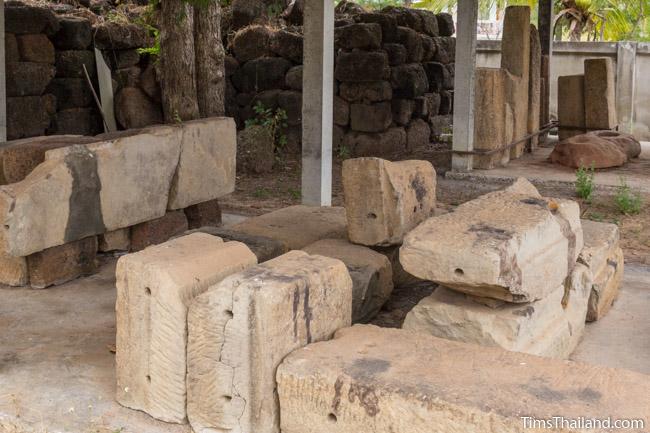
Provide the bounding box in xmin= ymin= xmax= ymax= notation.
xmin=400 ymin=179 xmax=583 ymax=302
xmin=130 ymin=211 xmax=188 ymax=251
xmin=0 ymin=253 xmax=28 ymax=287
xmin=343 ymin=157 xmax=436 ymax=246
xmin=276 ymin=325 xmax=650 ymax=433
xmin=584 ymin=58 xmax=617 ymax=130
xmin=558 ymin=75 xmax=586 ymax=140
xmin=473 ymin=67 xmax=511 ymax=169
xmin=303 ymin=239 xmax=393 ymax=323
xmin=230 ymin=205 xmax=347 ymax=250
xmin=587 ymin=247 xmax=624 ymax=322
xmin=115 ymin=233 xmax=257 ymax=423
xmin=98 ymin=228 xmax=131 ymax=252
xmin=186 ymin=250 xmax=352 ymax=433
xmin=27 ymin=236 xmax=98 ymax=289
xmin=578 ymin=219 xmax=620 ymax=276
xmin=403 ymin=263 xmax=592 ymax=359
xmin=168 ymin=118 xmax=236 ymax=210
xmin=185 ymin=226 xmax=288 ymax=263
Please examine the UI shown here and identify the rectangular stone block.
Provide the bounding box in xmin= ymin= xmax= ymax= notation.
xmin=303 ymin=238 xmax=393 ymax=323
xmin=130 ymin=210 xmax=189 ymax=252
xmin=587 ymin=247 xmax=624 ymax=322
xmin=400 ymin=179 xmax=583 ymax=302
xmin=528 ymin=24 xmax=541 ymax=150
xmin=230 ymin=205 xmax=347 ymax=250
xmin=184 ymin=198 xmax=222 ymax=229
xmin=343 ymin=157 xmax=436 ymax=246
xmin=27 ymin=236 xmax=98 ymax=289
xmin=167 ymin=118 xmax=236 ymax=210
xmin=403 ymin=263 xmax=592 ymax=359
xmin=98 ymin=228 xmax=131 ymax=252
xmin=186 ymin=250 xmax=352 ymax=433
xmin=277 ymin=325 xmax=650 ymax=433
xmin=115 ymin=233 xmax=257 ymax=423
xmin=505 ymin=72 xmax=529 ymax=159
xmin=185 ymin=226 xmax=288 ymax=263
xmin=473 ymin=68 xmax=511 ymax=169
xmin=578 ymin=219 xmax=620 ymax=275
xmin=558 ymin=75 xmax=586 ymax=140
xmin=0 ymin=253 xmax=28 ymax=286
xmin=584 ymin=58 xmax=617 ymax=130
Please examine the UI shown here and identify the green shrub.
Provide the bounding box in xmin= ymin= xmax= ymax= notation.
xmin=575 ymin=164 xmax=595 ymax=202
xmin=615 ymin=177 xmax=643 ymax=215
xmin=245 ymin=101 xmax=288 ymax=150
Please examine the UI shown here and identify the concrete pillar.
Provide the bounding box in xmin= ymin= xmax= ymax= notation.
xmin=0 ymin=1 xmax=6 ymax=142
xmin=538 ymin=0 xmax=553 ymax=136
xmin=451 ymin=0 xmax=478 ymax=172
xmin=301 ymin=0 xmax=334 ymax=206
xmin=616 ymin=42 xmax=637 ymax=134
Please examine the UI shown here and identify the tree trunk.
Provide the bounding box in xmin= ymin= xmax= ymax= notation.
xmin=160 ymin=0 xmax=200 ymax=122
xmin=194 ymin=0 xmax=226 ymax=117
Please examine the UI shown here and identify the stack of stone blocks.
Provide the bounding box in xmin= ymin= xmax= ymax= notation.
xmin=226 ymin=7 xmax=456 ymax=157
xmin=113 ymin=156 xmax=630 ymax=433
xmin=473 ymin=6 xmax=542 ymax=169
xmin=558 ymin=57 xmax=618 ymax=140
xmin=0 ymin=117 xmax=234 ymax=288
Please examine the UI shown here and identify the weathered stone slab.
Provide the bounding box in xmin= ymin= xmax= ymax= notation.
xmin=343 ymin=157 xmax=436 ymax=246
xmin=186 ymin=250 xmax=352 ymax=433
xmin=185 ymin=226 xmax=288 ymax=263
xmin=558 ymin=74 xmax=586 ymax=140
xmin=98 ymin=228 xmax=131 ymax=252
xmin=473 ymin=67 xmax=511 ymax=169
xmin=403 ymin=263 xmax=592 ymax=359
xmin=400 ymin=179 xmax=583 ymax=302
xmin=303 ymin=239 xmax=393 ymax=323
xmin=578 ymin=219 xmax=620 ymax=276
xmin=130 ymin=211 xmax=189 ymax=252
xmin=550 ymin=133 xmax=627 ymax=169
xmin=587 ymin=247 xmax=624 ymax=322
xmin=27 ymin=236 xmax=98 ymax=289
xmin=230 ymin=205 xmax=347 ymax=250
xmin=115 ymin=233 xmax=257 ymax=423
xmin=277 ymin=325 xmax=650 ymax=433
xmin=528 ymin=24 xmax=541 ymax=150
xmin=584 ymin=58 xmax=617 ymax=130
xmin=0 ymin=253 xmax=28 ymax=286
xmin=168 ymin=118 xmax=236 ymax=210
xmin=500 ymin=6 xmax=530 ymax=159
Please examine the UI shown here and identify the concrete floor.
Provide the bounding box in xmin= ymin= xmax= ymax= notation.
xmin=446 ymin=141 xmax=650 ymax=197
xmin=1 ymin=258 xmax=649 ymax=432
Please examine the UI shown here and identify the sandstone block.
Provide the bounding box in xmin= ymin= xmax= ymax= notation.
xmin=584 ymin=58 xmax=617 ymax=130
xmin=335 ymin=51 xmax=390 ymax=82
xmin=343 ymin=157 xmax=436 ymax=246
xmin=335 ymin=23 xmax=382 ymax=50
xmin=278 ymin=90 xmax=302 ymax=126
xmin=549 ymin=133 xmax=627 ymax=169
xmin=93 ymin=22 xmax=154 ymax=50
xmin=185 ymin=226 xmax=288 ymax=263
xmin=115 ymin=87 xmax=163 ymax=129
xmin=355 ymin=12 xmax=398 ymax=42
xmin=528 ymin=24 xmax=541 ymax=150
xmin=406 ymin=118 xmax=430 ymax=150
xmin=400 ymin=179 xmax=583 ymax=302
xmin=27 ymin=237 xmax=98 ymax=289
xmin=231 ymin=25 xmax=273 ymax=62
xmin=421 ymin=35 xmax=437 ymax=61
xmin=433 ymin=36 xmax=455 ymax=64
xmin=382 ymin=43 xmax=407 ymax=66
xmin=186 ymin=250 xmax=352 ymax=433
xmin=334 ymin=96 xmax=350 ymax=127
xmin=98 ymin=228 xmax=131 ymax=252
xmin=415 ymin=9 xmax=439 ymax=37
xmin=55 ymin=50 xmax=96 ymax=79
xmin=303 ymin=239 xmax=393 ymax=323
xmin=51 ymin=108 xmax=101 ymax=136
xmin=0 ymin=253 xmax=29 ymax=287
xmin=395 ymin=26 xmax=423 ymax=63
xmin=53 ymin=16 xmax=92 ymax=50
xmin=6 ymin=96 xmax=52 ymax=140
xmin=422 ymin=61 xmax=448 ymax=93
xmin=505 ymin=73 xmax=528 ymax=159
xmin=230 ymin=205 xmax=347 ymax=250
xmin=46 ymin=78 xmax=94 ymax=109
xmin=558 ymin=75 xmax=586 ymax=140
xmin=403 ymin=263 xmax=592 ymax=359
xmin=350 ymin=102 xmax=392 ymax=133
xmin=587 ymin=247 xmax=624 ymax=322
xmin=473 ymin=67 xmax=512 ymax=169
xmin=167 ymin=118 xmax=236 ymax=210
xmin=588 ymin=130 xmax=641 ymax=159
xmin=232 ymin=57 xmax=292 ymax=93
xmin=5 ymin=33 xmax=20 ymax=64
xmin=578 ymin=219 xmax=620 ymax=276
xmin=237 ymin=125 xmax=274 ymax=174
xmin=285 ymin=65 xmax=303 ymax=90
xmin=269 ymin=29 xmax=303 ymax=63
xmin=115 ymin=234 xmax=257 ymax=423
xmin=391 ymin=98 xmax=414 ymax=126
xmin=276 ymin=324 xmax=650 ymax=433
xmin=184 ymin=199 xmax=222 ymax=229
xmin=5 ymin=3 xmax=59 ymax=35
xmin=436 ymin=12 xmax=455 ymax=36
xmin=371 ymin=245 xmax=423 ymax=287
xmin=16 ymin=34 xmax=55 ymax=64
xmin=130 ymin=211 xmax=189 ymax=251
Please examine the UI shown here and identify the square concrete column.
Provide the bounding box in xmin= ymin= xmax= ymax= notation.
xmin=301 ymin=0 xmax=334 ymax=205
xmin=0 ymin=1 xmax=6 ymax=142
xmin=451 ymin=0 xmax=478 ymax=172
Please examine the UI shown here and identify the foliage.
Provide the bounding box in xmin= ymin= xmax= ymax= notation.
xmin=575 ymin=164 xmax=595 ymax=202
xmin=337 ymin=143 xmax=352 ymax=159
xmin=245 ymin=101 xmax=289 ymax=150
xmin=615 ymin=177 xmax=643 ymax=215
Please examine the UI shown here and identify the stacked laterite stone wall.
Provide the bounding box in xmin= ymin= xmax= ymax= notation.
xmin=225 ymin=6 xmax=456 ymax=157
